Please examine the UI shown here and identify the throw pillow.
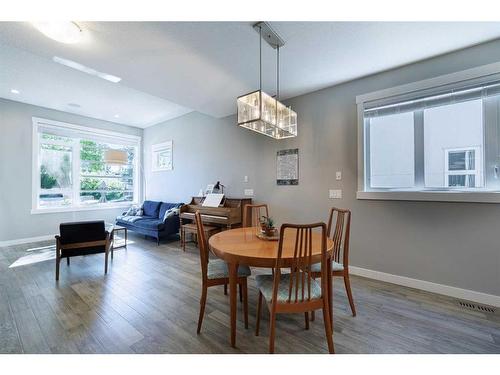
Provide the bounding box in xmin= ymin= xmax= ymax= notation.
xmin=125 ymin=206 xmax=137 ymax=216
xmin=135 ymin=203 xmax=144 ymax=216
xmin=162 ymin=207 xmax=179 ymax=221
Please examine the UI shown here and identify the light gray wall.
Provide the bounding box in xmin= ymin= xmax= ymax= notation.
xmin=144 ymin=38 xmax=500 ymax=297
xmin=143 ymin=111 xmax=260 ymax=202
xmin=0 ymin=98 xmax=142 ymax=242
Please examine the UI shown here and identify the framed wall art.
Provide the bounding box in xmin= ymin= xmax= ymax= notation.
xmin=152 ymin=140 xmax=173 ymax=172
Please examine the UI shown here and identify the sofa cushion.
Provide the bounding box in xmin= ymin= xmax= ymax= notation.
xmin=159 ymin=202 xmax=181 ymax=220
xmin=116 ymin=215 xmax=149 ymax=224
xmin=143 ymin=200 xmax=162 ymax=218
xmin=132 ymin=218 xmax=165 ymax=231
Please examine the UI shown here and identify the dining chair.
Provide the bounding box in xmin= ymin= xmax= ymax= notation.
xmin=194 ymin=211 xmax=251 ymax=334
xmin=255 ymin=223 xmax=334 ymax=354
xmin=310 ymin=207 xmax=355 ymax=318
xmin=243 ymin=203 xmax=269 ymax=228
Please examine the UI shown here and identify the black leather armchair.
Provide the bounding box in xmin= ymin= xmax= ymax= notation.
xmin=55 ymin=220 xmax=112 ymax=280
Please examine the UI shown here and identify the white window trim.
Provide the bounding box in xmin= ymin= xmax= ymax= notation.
xmin=32 ymin=117 xmax=142 ymax=214
xmin=356 ymin=61 xmax=500 ymax=203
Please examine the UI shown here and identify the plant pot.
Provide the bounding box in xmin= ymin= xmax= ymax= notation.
xmin=264 ymin=227 xmax=276 ymax=237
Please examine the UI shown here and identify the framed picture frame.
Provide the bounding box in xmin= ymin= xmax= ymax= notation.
xmin=277 ymin=148 xmax=299 ymax=185
xmin=152 ymin=140 xmax=173 ymax=172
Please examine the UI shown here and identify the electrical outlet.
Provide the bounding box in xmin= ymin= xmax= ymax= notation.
xmin=244 ymin=189 xmax=254 ymax=196
xmin=335 ymin=171 xmax=342 ymax=181
xmin=244 ymin=175 xmax=249 ymax=183
xmin=329 ymin=189 xmax=342 ymax=199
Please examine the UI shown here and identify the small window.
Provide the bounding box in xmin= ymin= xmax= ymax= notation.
xmin=444 ymin=148 xmax=481 ymax=188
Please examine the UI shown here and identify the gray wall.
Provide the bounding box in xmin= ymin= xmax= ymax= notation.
xmin=144 ymin=111 xmax=260 ymax=202
xmin=0 ymin=98 xmax=142 ymax=242
xmin=145 ymin=38 xmax=500 ymax=296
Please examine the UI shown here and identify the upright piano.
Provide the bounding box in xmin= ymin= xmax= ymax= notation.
xmin=180 ymin=197 xmax=252 ymax=230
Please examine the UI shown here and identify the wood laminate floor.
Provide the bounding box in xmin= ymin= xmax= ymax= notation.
xmin=1 ymin=233 xmax=499 ymax=354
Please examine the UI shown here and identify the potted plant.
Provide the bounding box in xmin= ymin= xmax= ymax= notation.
xmin=260 ymin=216 xmax=276 ymax=237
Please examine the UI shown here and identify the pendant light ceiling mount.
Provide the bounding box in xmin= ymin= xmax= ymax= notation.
xmin=252 ymin=22 xmax=285 ymax=49
xmin=237 ymin=22 xmax=297 ymax=140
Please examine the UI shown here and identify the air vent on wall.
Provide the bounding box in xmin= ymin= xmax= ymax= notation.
xmin=458 ymin=301 xmax=496 ymax=314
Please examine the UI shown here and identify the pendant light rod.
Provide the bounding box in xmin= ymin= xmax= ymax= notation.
xmin=276 ymin=45 xmax=280 ymax=100
xmin=259 ymin=25 xmax=262 ymax=91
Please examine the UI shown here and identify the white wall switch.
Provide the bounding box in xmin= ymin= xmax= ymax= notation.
xmin=329 ymin=189 xmax=342 ymax=199
xmin=244 ymin=189 xmax=254 ymax=196
xmin=335 ymin=171 xmax=342 ymax=180
xmin=244 ymin=175 xmax=249 ymax=183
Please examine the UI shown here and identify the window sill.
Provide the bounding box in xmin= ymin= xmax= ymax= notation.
xmin=356 ymin=191 xmax=500 ymax=203
xmin=31 ymin=202 xmax=135 ymax=215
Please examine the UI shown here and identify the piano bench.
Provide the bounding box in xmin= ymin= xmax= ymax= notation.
xmin=181 ymin=223 xmax=220 ymax=251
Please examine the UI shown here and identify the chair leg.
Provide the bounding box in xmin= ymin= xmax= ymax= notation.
xmin=197 ymin=286 xmax=208 ymax=334
xmin=224 ymin=283 xmax=227 ymax=295
xmin=322 ymin=299 xmax=335 ymax=354
xmin=66 ymin=257 xmax=70 ymax=266
xmin=157 ymin=237 xmax=160 ymax=246
xmin=55 ymin=256 xmax=60 ymax=281
xmin=242 ymin=279 xmax=248 ymax=329
xmin=181 ymin=228 xmax=186 ymax=251
xmin=311 ymin=276 xmax=316 ymax=321
xmin=105 ymin=250 xmax=109 ymax=274
xmin=304 ymin=312 xmax=310 ymax=330
xmin=269 ymin=311 xmax=277 ymax=354
xmin=239 ymin=283 xmax=243 ymax=303
xmin=344 ymin=274 xmax=357 ymax=317
xmin=255 ymin=291 xmax=262 ymax=336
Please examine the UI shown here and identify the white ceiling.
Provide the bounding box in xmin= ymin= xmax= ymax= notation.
xmin=1 ymin=21 xmax=500 ymax=128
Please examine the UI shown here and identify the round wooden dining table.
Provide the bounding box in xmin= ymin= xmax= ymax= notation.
xmin=209 ymin=226 xmax=335 ymax=348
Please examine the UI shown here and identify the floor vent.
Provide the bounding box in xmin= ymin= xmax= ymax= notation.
xmin=458 ymin=301 xmax=496 ymax=314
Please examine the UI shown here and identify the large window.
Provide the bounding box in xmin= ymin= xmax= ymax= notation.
xmin=32 ymin=118 xmax=140 ymax=213
xmin=357 ymin=63 xmax=500 ymax=202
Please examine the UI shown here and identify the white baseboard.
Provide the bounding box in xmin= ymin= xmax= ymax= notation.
xmin=0 ymin=234 xmax=55 ymax=247
xmin=349 ymin=266 xmax=500 ymax=308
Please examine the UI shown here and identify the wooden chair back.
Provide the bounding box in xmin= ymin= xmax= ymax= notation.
xmin=327 ymin=207 xmax=351 ymax=267
xmin=243 ymin=204 xmax=269 ymax=228
xmin=273 ymin=222 xmax=328 ymax=303
xmin=194 ymin=211 xmax=210 ymax=281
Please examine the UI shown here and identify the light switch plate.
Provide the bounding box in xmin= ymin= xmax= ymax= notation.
xmin=244 ymin=189 xmax=254 ymax=196
xmin=335 ymin=171 xmax=342 ymax=180
xmin=329 ymin=189 xmax=342 ymax=199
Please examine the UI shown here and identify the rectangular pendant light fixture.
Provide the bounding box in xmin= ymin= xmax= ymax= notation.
xmin=237 ymin=22 xmax=297 ymax=140
xmin=237 ymin=90 xmax=297 ymax=139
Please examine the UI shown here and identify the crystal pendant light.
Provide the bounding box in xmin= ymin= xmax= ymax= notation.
xmin=237 ymin=22 xmax=297 ymax=139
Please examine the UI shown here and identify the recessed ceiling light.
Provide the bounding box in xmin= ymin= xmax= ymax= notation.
xmin=67 ymin=103 xmax=81 ymax=108
xmin=53 ymin=56 xmax=122 ymax=83
xmin=114 ymin=114 xmax=120 ymax=118
xmin=32 ymin=22 xmax=84 ymax=44
xmin=10 ymin=89 xmax=20 ymax=94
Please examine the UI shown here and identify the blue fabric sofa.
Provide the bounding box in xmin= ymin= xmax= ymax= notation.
xmin=115 ymin=200 xmax=183 ymax=245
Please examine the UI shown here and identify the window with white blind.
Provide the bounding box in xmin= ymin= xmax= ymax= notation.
xmin=357 ymin=62 xmax=500 ymax=202
xmin=32 ymin=117 xmax=141 ymax=213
